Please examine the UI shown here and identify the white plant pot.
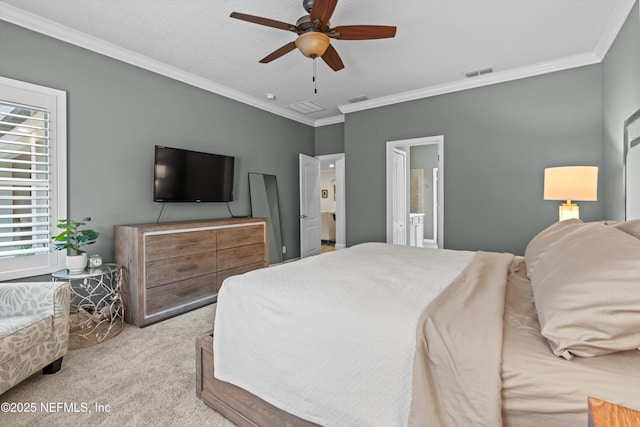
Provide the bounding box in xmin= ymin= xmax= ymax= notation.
xmin=66 ymin=253 xmax=88 ymax=273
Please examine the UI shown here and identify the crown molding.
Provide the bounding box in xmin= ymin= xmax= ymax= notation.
xmin=339 ymin=53 xmax=601 ymax=115
xmin=2 ymin=1 xmax=634 ymax=127
xmin=313 ymin=115 xmax=345 ymax=127
xmin=0 ymin=3 xmax=315 ymax=127
xmin=339 ymin=0 xmax=635 ymax=116
xmin=594 ymin=0 xmax=636 ymax=59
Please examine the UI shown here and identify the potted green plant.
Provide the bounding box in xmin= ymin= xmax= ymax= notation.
xmin=52 ymin=217 xmax=100 ymax=273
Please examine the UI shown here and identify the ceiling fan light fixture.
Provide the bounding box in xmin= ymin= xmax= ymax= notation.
xmin=295 ymin=32 xmax=330 ymax=58
xmin=230 ymin=2 xmax=395 ymax=72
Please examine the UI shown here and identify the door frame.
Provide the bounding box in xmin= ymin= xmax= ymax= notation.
xmin=430 ymin=167 xmax=439 ymax=246
xmin=386 ymin=136 xmax=444 ymax=248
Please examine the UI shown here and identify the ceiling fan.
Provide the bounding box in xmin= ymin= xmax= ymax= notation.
xmin=230 ymin=0 xmax=397 ymax=72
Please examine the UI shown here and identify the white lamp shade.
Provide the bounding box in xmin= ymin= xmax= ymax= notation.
xmin=543 ymin=166 xmax=598 ymax=201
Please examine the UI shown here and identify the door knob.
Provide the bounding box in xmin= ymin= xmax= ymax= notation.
xmin=300 ymin=214 xmax=308 ymax=219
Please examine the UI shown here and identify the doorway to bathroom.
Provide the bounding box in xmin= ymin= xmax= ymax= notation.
xmin=386 ymin=136 xmax=444 ymax=248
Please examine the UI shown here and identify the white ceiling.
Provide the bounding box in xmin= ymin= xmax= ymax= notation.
xmin=0 ymin=0 xmax=635 ymax=126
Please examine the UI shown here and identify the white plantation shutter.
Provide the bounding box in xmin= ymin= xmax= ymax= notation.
xmin=0 ymin=77 xmax=67 ymax=280
xmin=0 ymin=105 xmax=51 ymax=256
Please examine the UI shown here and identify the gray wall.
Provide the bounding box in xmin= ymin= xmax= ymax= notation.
xmin=2 ymin=2 xmax=638 ymax=266
xmin=344 ymin=65 xmax=604 ymax=255
xmin=0 ymin=21 xmax=314 ymax=265
xmin=314 ymin=123 xmax=344 ymax=155
xmin=602 ymin=1 xmax=640 ymax=220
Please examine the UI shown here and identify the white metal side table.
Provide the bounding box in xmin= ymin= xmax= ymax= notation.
xmin=52 ymin=263 xmax=125 ymax=349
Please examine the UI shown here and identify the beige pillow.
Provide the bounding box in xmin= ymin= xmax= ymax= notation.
xmin=612 ymin=219 xmax=640 ymax=239
xmin=524 ymin=219 xmax=584 ymax=279
xmin=530 ymin=222 xmax=640 ymax=359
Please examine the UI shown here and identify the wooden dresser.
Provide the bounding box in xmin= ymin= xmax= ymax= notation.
xmin=115 ymin=217 xmax=268 ymax=327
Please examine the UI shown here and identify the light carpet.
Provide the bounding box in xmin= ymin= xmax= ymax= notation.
xmin=1 ymin=304 xmax=235 ymax=427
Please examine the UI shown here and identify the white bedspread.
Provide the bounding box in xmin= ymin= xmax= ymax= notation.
xmin=213 ymin=242 xmax=474 ymax=427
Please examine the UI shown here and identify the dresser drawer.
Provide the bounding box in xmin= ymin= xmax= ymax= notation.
xmin=145 ymin=230 xmax=217 ymax=262
xmin=217 ymin=225 xmax=264 ymax=250
xmin=146 ymin=273 xmax=217 ymax=315
xmin=146 ymin=251 xmax=216 ymax=288
xmin=217 ymin=243 xmax=265 ymax=271
xmin=217 ymin=262 xmax=266 ymax=290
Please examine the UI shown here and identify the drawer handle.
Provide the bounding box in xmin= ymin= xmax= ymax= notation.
xmin=175 ymin=288 xmax=199 ymax=298
xmin=176 ymin=264 xmax=197 ymax=273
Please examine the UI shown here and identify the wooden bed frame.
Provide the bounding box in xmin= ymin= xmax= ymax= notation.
xmin=196 ymin=330 xmax=319 ymax=427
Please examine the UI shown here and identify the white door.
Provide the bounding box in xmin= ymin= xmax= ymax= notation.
xmin=334 ymin=156 xmax=346 ymax=249
xmin=299 ymin=154 xmax=321 ymax=258
xmin=432 ymin=168 xmax=439 ymax=244
xmin=392 ymin=148 xmax=407 ymax=245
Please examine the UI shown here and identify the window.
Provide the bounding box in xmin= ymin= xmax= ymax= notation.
xmin=0 ymin=77 xmax=67 ymax=280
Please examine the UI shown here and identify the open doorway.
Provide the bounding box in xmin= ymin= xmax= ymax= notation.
xmin=317 ymin=153 xmax=345 ymax=252
xmin=386 ymin=136 xmax=444 ymax=248
xmin=299 ymin=153 xmax=346 ymax=258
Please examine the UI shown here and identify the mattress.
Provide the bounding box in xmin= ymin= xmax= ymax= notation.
xmin=213 ymin=242 xmax=474 ymax=427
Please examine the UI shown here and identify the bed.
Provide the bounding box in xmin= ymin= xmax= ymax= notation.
xmin=197 ymin=219 xmax=640 ymax=426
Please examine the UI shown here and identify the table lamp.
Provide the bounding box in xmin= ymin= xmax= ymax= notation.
xmin=544 ymin=166 xmax=598 ymax=221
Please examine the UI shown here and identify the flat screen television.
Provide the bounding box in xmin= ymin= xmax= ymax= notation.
xmin=153 ymin=145 xmax=235 ymax=202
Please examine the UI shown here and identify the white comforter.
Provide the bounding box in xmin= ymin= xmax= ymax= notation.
xmin=213 ymin=242 xmax=474 ymax=427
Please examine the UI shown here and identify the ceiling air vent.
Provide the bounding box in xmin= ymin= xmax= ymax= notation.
xmin=463 ymin=67 xmax=494 ymax=78
xmin=286 ymin=100 xmax=325 ymax=114
xmin=345 ymin=95 xmax=369 ymax=103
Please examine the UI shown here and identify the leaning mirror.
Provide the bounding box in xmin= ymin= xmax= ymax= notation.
xmin=624 ymin=108 xmax=640 ymax=220
xmin=249 ymin=173 xmax=284 ymax=264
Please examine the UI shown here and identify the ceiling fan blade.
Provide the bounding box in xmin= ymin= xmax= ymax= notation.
xmin=259 ymin=42 xmax=297 ymax=63
xmin=321 ymin=44 xmax=344 ymax=71
xmin=309 ymin=0 xmax=338 ymax=25
xmin=230 ymin=12 xmax=298 ymax=33
xmin=329 ymin=25 xmax=397 ymax=40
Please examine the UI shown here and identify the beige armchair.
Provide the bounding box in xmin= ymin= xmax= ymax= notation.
xmin=0 ymin=281 xmax=70 ymax=394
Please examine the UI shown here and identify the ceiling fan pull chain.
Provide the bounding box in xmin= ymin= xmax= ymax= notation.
xmin=313 ymin=57 xmax=317 ymax=94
